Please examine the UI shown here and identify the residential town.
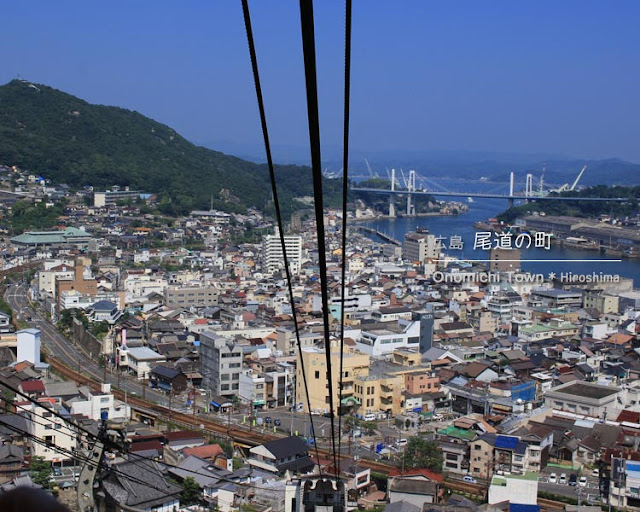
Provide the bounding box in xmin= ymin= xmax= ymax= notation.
xmin=0 ymin=167 xmax=639 ymax=512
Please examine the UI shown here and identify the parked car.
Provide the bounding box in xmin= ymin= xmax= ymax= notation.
xmin=559 ymin=473 xmax=567 ymax=485
xmin=549 ymin=473 xmax=557 ymax=483
xmin=579 ymin=476 xmax=588 ymax=487
xmin=463 ymin=475 xmax=477 ymax=483
xmin=264 ymin=416 xmax=272 ymax=425
xmin=363 ymin=413 xmax=377 ymax=422
xmin=592 ymin=469 xmax=599 ymax=478
xmin=395 ymin=438 xmax=408 ymax=448
xmin=569 ymin=474 xmax=578 ymax=486
xmin=274 ymin=418 xmax=281 ymax=427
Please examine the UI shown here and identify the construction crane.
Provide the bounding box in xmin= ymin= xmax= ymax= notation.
xmin=570 ymin=165 xmax=587 ymax=190
xmin=364 ymin=158 xmax=378 ymax=179
xmin=550 ymin=165 xmax=587 ymax=193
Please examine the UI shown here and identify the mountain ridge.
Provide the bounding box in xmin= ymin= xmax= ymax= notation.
xmin=0 ymin=79 xmax=341 ymax=216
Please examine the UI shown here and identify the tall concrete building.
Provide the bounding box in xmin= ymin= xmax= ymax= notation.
xmin=295 ymin=345 xmax=369 ymax=415
xmin=403 ymin=231 xmax=440 ymax=263
xmin=263 ymin=234 xmax=303 ymax=275
xmin=164 ymin=284 xmax=219 ymax=308
xmin=489 ymin=248 xmax=521 ymax=272
xmin=200 ymin=332 xmax=243 ymax=397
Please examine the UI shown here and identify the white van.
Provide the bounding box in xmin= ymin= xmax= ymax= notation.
xmin=363 ymin=413 xmax=377 ymax=422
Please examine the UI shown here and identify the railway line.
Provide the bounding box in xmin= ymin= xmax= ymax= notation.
xmin=48 ymin=356 xmax=397 ymax=474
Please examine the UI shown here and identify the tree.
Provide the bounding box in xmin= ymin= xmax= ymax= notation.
xmin=180 ymin=476 xmax=201 ymax=506
xmin=403 ymin=437 xmax=443 ymax=472
xmin=29 ymin=456 xmax=52 ymax=489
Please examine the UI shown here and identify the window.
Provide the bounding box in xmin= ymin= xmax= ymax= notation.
xmin=474 ymin=444 xmax=482 ymax=450
xmin=315 ymin=371 xmax=320 ymax=379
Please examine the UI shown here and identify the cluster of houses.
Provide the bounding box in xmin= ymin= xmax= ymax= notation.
xmin=1 ymin=177 xmax=640 ymax=510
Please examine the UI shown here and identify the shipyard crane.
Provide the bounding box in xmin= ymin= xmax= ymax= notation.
xmin=364 ymin=158 xmax=378 ymax=179
xmin=550 ymin=165 xmax=587 ymax=193
xmin=570 ymin=165 xmax=587 ymax=190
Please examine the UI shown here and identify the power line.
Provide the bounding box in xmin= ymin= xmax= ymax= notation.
xmin=337 ymin=0 xmax=353 ymax=479
xmin=3 ymin=380 xmax=320 ymax=493
xmin=298 ymin=0 xmax=339 ymax=475
xmin=0 ymin=418 xmax=184 ymax=507
xmin=239 ymin=0 xmax=323 ymax=469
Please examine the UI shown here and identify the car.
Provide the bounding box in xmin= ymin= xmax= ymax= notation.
xmin=559 ymin=473 xmax=567 ymax=485
xmin=274 ymin=418 xmax=281 ymax=426
xmin=592 ymin=469 xmax=599 ymax=478
xmin=569 ymin=474 xmax=578 ymax=486
xmin=579 ymin=476 xmax=588 ymax=487
xmin=264 ymin=416 xmax=272 ymax=425
xmin=395 ymin=438 xmax=408 ymax=448
xmin=463 ymin=476 xmax=477 ymax=483
xmin=53 ymin=466 xmax=62 ymax=476
xmin=549 ymin=473 xmax=557 ymax=483
xmin=363 ymin=413 xmax=377 ymax=422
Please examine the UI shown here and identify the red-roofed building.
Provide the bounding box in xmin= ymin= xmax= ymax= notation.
xmin=18 ymin=380 xmax=45 ymax=397
xmin=388 ymin=467 xmax=444 ymax=484
xmin=617 ymin=410 xmax=640 ymax=424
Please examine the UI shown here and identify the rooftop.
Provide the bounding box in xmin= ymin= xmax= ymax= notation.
xmin=550 ymin=381 xmax=619 ymax=400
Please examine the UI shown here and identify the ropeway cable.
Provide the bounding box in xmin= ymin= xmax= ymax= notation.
xmin=298 ymin=0 xmax=339 ymax=476
xmin=337 ymin=0 xmax=353 ymax=480
xmin=239 ymin=0 xmax=323 ymax=469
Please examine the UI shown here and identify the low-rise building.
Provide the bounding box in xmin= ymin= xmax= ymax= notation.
xmin=544 ymin=381 xmax=622 ymax=418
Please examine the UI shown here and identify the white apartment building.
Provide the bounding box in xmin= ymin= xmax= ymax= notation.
xmin=37 ymin=264 xmax=75 ymax=298
xmin=239 ymin=370 xmax=266 ymax=409
xmin=123 ymin=273 xmax=168 ymax=302
xmin=23 ymin=402 xmax=77 ymax=462
xmin=69 ymin=383 xmax=130 ymax=421
xmin=263 ymin=234 xmax=303 ymax=275
xmin=117 ymin=346 xmax=165 ymax=379
xmin=199 ymin=332 xmax=244 ymax=397
xmin=354 ymin=319 xmax=421 ymax=357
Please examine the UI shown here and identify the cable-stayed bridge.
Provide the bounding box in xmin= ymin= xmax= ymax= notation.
xmin=350 ymin=170 xmax=627 ymax=216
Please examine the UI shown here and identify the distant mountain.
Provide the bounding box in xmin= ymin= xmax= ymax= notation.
xmin=227 ymin=143 xmax=640 ymax=187
xmin=0 ymin=80 xmax=342 ymax=216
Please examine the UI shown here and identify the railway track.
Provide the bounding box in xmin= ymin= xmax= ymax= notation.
xmin=48 ymin=357 xmax=397 ymax=474
xmin=537 ymin=498 xmax=567 ymax=511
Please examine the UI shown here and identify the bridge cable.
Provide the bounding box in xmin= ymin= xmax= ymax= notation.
xmin=240 ymin=0 xmax=323 ymax=465
xmin=336 ymin=0 xmax=352 ymax=479
xmin=298 ymin=0 xmax=339 ymax=474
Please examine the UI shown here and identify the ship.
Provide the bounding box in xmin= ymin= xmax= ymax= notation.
xmin=561 ymin=237 xmax=600 ymax=251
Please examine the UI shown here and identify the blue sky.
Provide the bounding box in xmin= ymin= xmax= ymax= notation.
xmin=1 ymin=1 xmax=639 ymax=162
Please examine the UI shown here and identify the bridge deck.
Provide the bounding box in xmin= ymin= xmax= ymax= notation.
xmin=351 ymin=187 xmax=627 ymax=202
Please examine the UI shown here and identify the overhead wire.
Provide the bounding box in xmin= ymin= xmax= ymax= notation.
xmin=239 ymin=0 xmax=324 ymax=469
xmin=298 ymin=0 xmax=340 ymax=476
xmin=336 ymin=0 xmax=353 ymax=478
xmin=1 ymin=380 xmax=306 ymax=492
xmin=0 ymin=418 xmax=185 ymax=507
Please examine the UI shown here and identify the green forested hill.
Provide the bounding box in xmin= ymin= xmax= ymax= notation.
xmin=0 ymin=79 xmax=342 ymax=216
